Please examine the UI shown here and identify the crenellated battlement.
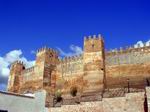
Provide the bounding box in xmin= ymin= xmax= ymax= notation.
xmin=11 ymin=60 xmax=24 ymax=66
xmin=36 ymin=46 xmax=58 ymax=55
xmin=22 ymin=66 xmax=35 ymax=74
xmin=84 ymin=34 xmax=103 ymax=41
xmin=56 ymin=54 xmax=84 ymax=77
xmin=11 ymin=60 xmax=25 ymax=70
xmin=105 ymin=44 xmax=150 ymax=66
xmin=106 ymin=44 xmax=150 ymax=56
xmin=60 ymin=54 xmax=83 ymax=63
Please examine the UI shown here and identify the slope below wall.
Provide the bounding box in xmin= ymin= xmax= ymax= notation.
xmin=49 ymin=92 xmax=145 ymax=112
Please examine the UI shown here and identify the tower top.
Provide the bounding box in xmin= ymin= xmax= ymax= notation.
xmin=84 ymin=34 xmax=103 ymax=41
xmin=84 ymin=34 xmax=104 ymax=52
xmin=36 ymin=47 xmax=58 ymax=55
xmin=11 ymin=60 xmax=24 ymax=67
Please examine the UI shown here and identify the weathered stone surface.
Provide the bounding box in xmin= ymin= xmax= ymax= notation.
xmin=106 ymin=63 xmax=150 ymax=88
xmin=6 ymin=34 xmax=150 ymax=111
xmin=49 ymin=92 xmax=145 ymax=112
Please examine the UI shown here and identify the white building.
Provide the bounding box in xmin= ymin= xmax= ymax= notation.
xmin=0 ymin=90 xmax=48 ymax=112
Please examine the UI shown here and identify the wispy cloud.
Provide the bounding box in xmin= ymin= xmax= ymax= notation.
xmin=134 ymin=40 xmax=150 ymax=48
xmin=57 ymin=45 xmax=83 ymax=57
xmin=0 ymin=50 xmax=35 ymax=91
xmin=31 ymin=50 xmax=36 ymax=54
xmin=134 ymin=41 xmax=144 ymax=48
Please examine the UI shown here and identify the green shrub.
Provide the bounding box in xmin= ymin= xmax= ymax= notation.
xmin=55 ymin=90 xmax=62 ymax=102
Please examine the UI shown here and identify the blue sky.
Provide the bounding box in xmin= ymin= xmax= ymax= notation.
xmin=0 ymin=0 xmax=150 ymax=90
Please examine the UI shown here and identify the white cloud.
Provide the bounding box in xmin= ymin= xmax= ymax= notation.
xmin=146 ymin=40 xmax=150 ymax=46
xmin=134 ymin=40 xmax=150 ymax=48
xmin=5 ymin=50 xmax=22 ymax=63
xmin=20 ymin=57 xmax=35 ymax=68
xmin=57 ymin=45 xmax=83 ymax=57
xmin=134 ymin=41 xmax=144 ymax=48
xmin=0 ymin=50 xmax=35 ymax=91
xmin=0 ymin=57 xmax=9 ymax=68
xmin=1 ymin=68 xmax=10 ymax=77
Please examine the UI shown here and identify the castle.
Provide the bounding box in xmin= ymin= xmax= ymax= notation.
xmin=7 ymin=34 xmax=150 ymax=110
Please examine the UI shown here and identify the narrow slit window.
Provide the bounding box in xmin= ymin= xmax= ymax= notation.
xmin=92 ymin=44 xmax=95 ymax=48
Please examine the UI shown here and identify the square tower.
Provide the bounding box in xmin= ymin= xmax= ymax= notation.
xmin=35 ymin=47 xmax=59 ymax=91
xmin=83 ymin=34 xmax=105 ymax=95
xmin=7 ymin=61 xmax=25 ymax=93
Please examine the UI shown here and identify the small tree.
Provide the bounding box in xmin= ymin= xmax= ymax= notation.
xmin=70 ymin=87 xmax=78 ymax=97
xmin=55 ymin=89 xmax=62 ymax=102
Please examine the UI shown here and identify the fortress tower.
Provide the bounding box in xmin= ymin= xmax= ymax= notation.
xmin=83 ymin=34 xmax=105 ymax=95
xmin=35 ymin=47 xmax=59 ymax=106
xmin=7 ymin=61 xmax=25 ymax=93
xmin=7 ymin=47 xmax=59 ymax=94
xmin=35 ymin=47 xmax=59 ymax=92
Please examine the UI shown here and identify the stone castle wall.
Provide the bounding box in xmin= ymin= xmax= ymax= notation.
xmin=106 ymin=45 xmax=150 ymax=65
xmin=105 ymin=45 xmax=150 ymax=88
xmin=7 ymin=34 xmax=150 ymax=110
xmin=16 ymin=44 xmax=150 ymax=93
xmin=22 ymin=67 xmax=35 ymax=83
xmin=55 ymin=55 xmax=84 ymax=95
xmin=20 ymin=66 xmax=43 ymax=93
xmin=57 ymin=55 xmax=83 ymax=78
xmin=49 ymin=92 xmax=145 ymax=112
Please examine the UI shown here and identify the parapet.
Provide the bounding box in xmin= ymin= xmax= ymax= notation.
xmin=106 ymin=43 xmax=150 ymax=56
xmin=60 ymin=54 xmax=83 ymax=63
xmin=10 ymin=60 xmax=25 ymax=72
xmin=36 ymin=46 xmax=58 ymax=55
xmin=11 ymin=60 xmax=24 ymax=67
xmin=22 ymin=67 xmax=35 ymax=74
xmin=84 ymin=34 xmax=103 ymax=41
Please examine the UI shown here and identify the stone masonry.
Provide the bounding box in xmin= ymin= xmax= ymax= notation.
xmin=49 ymin=91 xmax=145 ymax=112
xmin=7 ymin=34 xmax=150 ymax=109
